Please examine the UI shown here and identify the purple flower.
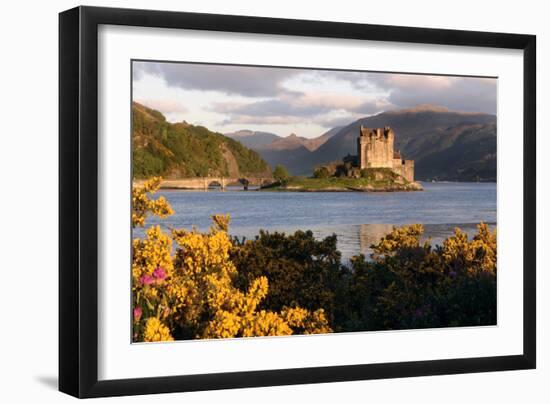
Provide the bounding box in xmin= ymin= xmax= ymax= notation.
xmin=140 ymin=274 xmax=154 ymax=285
xmin=449 ymin=271 xmax=457 ymax=278
xmin=152 ymin=267 xmax=167 ymax=280
xmin=133 ymin=306 xmax=142 ymax=322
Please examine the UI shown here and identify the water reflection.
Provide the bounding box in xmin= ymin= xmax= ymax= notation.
xmin=308 ymin=222 xmax=496 ymax=261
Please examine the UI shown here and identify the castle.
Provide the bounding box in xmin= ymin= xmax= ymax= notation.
xmin=357 ymin=126 xmax=415 ymax=182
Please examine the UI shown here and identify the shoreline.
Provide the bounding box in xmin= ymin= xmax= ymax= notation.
xmin=259 ymin=176 xmax=424 ymax=192
xmin=133 ymin=179 xmax=496 ymax=192
xmin=258 ymin=184 xmax=423 ymax=192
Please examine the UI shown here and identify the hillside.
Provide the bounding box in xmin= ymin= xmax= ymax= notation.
xmin=253 ymin=105 xmax=497 ymax=181
xmin=410 ymin=123 xmax=497 ymax=180
xmin=132 ymin=102 xmax=271 ymax=179
xmin=306 ymin=126 xmax=343 ymax=150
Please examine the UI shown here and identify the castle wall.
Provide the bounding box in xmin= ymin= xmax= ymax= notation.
xmin=358 ymin=137 xmax=366 ymax=169
xmin=359 ymin=127 xmax=394 ymax=169
xmin=391 ymin=159 xmax=414 ymax=182
xmin=358 ymin=126 xmax=415 ymax=182
xmin=365 ymin=135 xmax=393 ymax=168
xmin=403 ymin=160 xmax=414 ymax=182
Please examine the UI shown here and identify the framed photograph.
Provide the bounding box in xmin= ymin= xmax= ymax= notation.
xmin=59 ymin=6 xmax=536 ymax=398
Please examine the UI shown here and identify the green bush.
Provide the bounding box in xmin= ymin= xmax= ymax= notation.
xmin=313 ymin=166 xmax=330 ymax=179
xmin=273 ymin=165 xmax=290 ymax=185
xmin=231 ymin=230 xmax=343 ymax=325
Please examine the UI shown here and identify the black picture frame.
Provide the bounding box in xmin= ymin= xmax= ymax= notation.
xmin=59 ymin=5 xmax=536 ymax=398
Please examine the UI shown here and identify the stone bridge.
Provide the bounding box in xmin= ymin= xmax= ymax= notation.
xmin=156 ymin=177 xmax=274 ymax=190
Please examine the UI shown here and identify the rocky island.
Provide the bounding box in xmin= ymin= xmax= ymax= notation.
xmin=262 ymin=169 xmax=422 ymax=192
xmin=261 ymin=126 xmax=423 ymax=192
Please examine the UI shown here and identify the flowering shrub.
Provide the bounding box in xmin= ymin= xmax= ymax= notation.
xmin=340 ymin=223 xmax=497 ymax=331
xmin=132 ymin=176 xmax=173 ymax=228
xmin=132 ymin=178 xmax=331 ymax=342
xmin=230 ymin=230 xmax=342 ymax=325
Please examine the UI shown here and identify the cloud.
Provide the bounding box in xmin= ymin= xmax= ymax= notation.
xmin=315 ymin=114 xmax=365 ymax=128
xmin=219 ymin=115 xmax=306 ymax=125
xmin=333 ymin=72 xmax=496 ymax=114
xmin=350 ymin=99 xmax=395 ymax=115
xmin=134 ymin=62 xmax=298 ymax=97
xmin=289 ymin=92 xmax=366 ymax=111
xmin=135 ymin=98 xmax=188 ymax=114
xmin=211 ymin=92 xmax=389 ymax=124
xmin=299 ymin=71 xmax=496 ymax=114
xmin=385 ymin=76 xmax=496 ymax=114
xmin=211 ymin=99 xmax=305 ymax=117
xmin=381 ymin=74 xmax=455 ymax=90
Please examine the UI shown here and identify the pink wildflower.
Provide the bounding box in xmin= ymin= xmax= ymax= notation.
xmin=133 ymin=306 xmax=142 ymax=322
xmin=152 ymin=267 xmax=167 ymax=280
xmin=140 ymin=274 xmax=154 ymax=285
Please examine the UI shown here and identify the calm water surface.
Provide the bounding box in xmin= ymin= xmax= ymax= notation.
xmin=137 ymin=182 xmax=496 ymax=260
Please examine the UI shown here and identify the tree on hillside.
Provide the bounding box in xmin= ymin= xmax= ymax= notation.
xmin=273 ymin=165 xmax=290 ymax=185
xmin=313 ymin=166 xmax=330 ymax=179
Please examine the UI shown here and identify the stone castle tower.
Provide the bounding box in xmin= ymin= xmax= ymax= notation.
xmin=357 ymin=126 xmax=415 ymax=182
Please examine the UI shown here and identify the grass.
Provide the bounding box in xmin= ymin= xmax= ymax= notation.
xmin=261 ymin=169 xmax=422 ymax=192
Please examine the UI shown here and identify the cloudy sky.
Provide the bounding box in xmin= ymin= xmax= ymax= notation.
xmin=133 ymin=61 xmax=496 ymax=139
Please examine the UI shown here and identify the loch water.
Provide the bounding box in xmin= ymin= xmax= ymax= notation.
xmin=136 ymin=182 xmax=496 ymax=260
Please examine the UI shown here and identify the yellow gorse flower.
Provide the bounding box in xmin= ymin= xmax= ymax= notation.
xmin=143 ymin=317 xmax=174 ymax=342
xmin=440 ymin=222 xmax=497 ymax=274
xmin=371 ymin=222 xmax=497 ymax=275
xmin=132 ymin=178 xmax=332 ymax=342
xmin=132 ymin=177 xmax=173 ymax=228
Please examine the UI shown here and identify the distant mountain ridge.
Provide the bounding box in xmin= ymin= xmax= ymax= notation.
xmin=224 ymin=130 xmax=280 ymax=149
xmin=226 ymin=126 xmax=341 ymax=171
xmin=132 ymin=102 xmax=271 ymax=179
xmin=258 ymin=127 xmax=341 ymax=151
xmin=258 ymin=133 xmax=306 ymax=151
xmin=226 ymin=126 xmax=340 ymax=152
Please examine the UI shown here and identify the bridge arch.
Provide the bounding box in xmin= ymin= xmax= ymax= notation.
xmin=144 ymin=177 xmax=275 ymax=190
xmin=205 ymin=178 xmax=225 ymax=190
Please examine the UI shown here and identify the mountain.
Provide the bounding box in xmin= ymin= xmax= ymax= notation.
xmin=408 ymin=123 xmax=496 ymax=181
xmin=255 ymin=145 xmax=313 ymax=174
xmin=247 ymin=127 xmax=341 ymax=173
xmin=307 ymin=126 xmax=343 ymax=150
xmin=226 ymin=126 xmax=340 ymax=157
xmin=266 ymin=105 xmax=496 ymax=180
xmin=224 ymin=130 xmax=281 ymax=149
xmin=258 ymin=133 xmax=306 ymax=151
xmin=132 ymin=102 xmax=271 ymax=179
xmin=257 ymin=127 xmax=341 ymax=152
